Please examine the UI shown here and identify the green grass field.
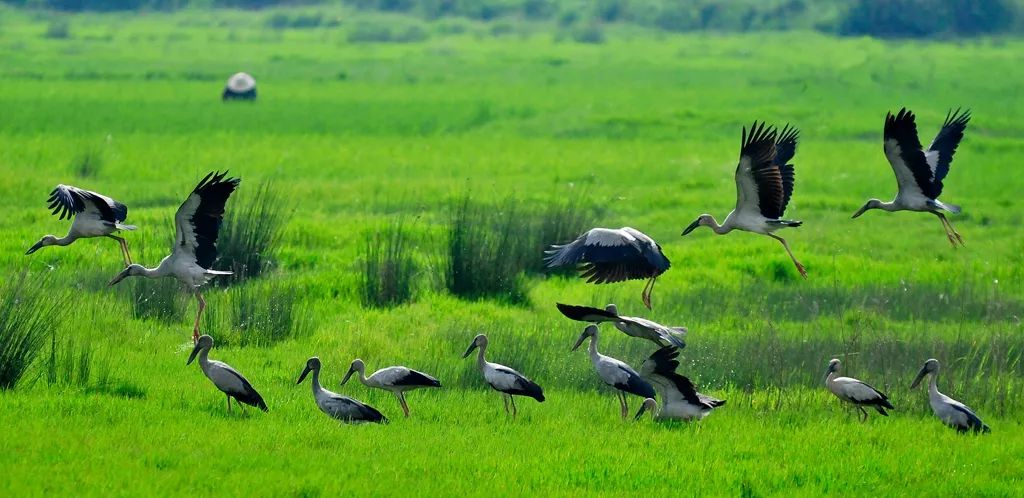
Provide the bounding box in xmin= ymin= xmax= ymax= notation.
xmin=1 ymin=7 xmax=1023 ymax=497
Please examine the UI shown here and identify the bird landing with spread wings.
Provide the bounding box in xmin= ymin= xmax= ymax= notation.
xmin=26 ymin=185 xmax=136 ymax=265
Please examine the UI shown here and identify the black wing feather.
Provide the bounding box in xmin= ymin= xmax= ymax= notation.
xmin=544 ymin=229 xmax=667 ymax=284
xmin=188 ymin=171 xmax=240 ymax=269
xmin=225 ymin=370 xmax=268 ymax=412
xmin=555 ymin=303 xmax=619 ymax=323
xmin=393 ymin=369 xmax=441 ymax=388
xmin=741 ymin=122 xmax=784 ymax=219
xmin=47 ymin=185 xmax=125 ymax=223
xmin=774 ymin=124 xmax=799 ymax=214
xmin=885 ymin=108 xmax=940 ymax=199
xmin=928 ymin=108 xmax=970 ymax=183
xmin=616 ymin=367 xmax=657 ymax=399
xmin=949 ymin=403 xmax=988 ymax=433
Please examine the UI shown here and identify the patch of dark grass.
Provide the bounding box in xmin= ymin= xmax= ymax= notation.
xmin=360 ymin=218 xmax=417 ymax=308
xmin=43 ymin=19 xmax=70 ymax=40
xmin=122 ymin=277 xmax=186 ymax=323
xmin=216 ymin=179 xmax=293 ymax=285
xmin=445 ymin=194 xmax=531 ymax=304
xmin=45 ymin=331 xmax=93 ymax=388
xmin=70 ymin=145 xmax=103 ymax=179
xmin=217 ymin=280 xmax=312 ymax=348
xmin=0 ymin=272 xmax=68 ymax=390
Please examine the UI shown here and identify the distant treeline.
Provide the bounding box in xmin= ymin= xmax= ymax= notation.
xmin=4 ymin=0 xmax=1021 ymax=38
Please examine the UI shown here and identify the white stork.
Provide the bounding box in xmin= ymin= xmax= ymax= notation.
xmin=26 ymin=184 xmax=136 ymax=265
xmin=340 ymin=359 xmax=442 ymax=418
xmin=107 ymin=171 xmax=239 ymax=343
xmin=910 ymin=359 xmax=989 ymax=434
xmin=824 ymin=358 xmax=893 ymax=422
xmin=297 ymin=357 xmax=387 ymax=424
xmin=462 ymin=334 xmax=545 ymax=417
xmin=634 ymin=346 xmax=725 ymax=421
xmin=852 ymin=108 xmax=971 ymax=247
xmin=682 ymin=123 xmax=807 ymax=278
xmin=223 ymin=72 xmax=257 ymax=101
xmin=544 ymin=227 xmax=670 ymax=309
xmin=186 ymin=335 xmax=267 ymax=413
xmin=556 ymin=303 xmax=686 ymax=348
xmin=572 ymin=324 xmax=656 ymax=419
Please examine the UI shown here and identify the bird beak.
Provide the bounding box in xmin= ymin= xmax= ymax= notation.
xmin=108 ymin=268 xmax=131 ymax=287
xmin=25 ymin=241 xmax=44 ymax=255
xmin=570 ymin=332 xmax=587 ymax=352
xmin=851 ymin=204 xmax=869 ymax=219
xmin=681 ymin=219 xmax=700 ymax=236
xmin=186 ymin=343 xmax=202 ymax=365
xmin=462 ymin=342 xmax=478 ymax=358
xmin=297 ymin=366 xmax=311 ymax=385
xmin=910 ymin=366 xmax=928 ymax=389
xmin=634 ymin=404 xmax=648 ymax=421
xmin=340 ymin=368 xmax=355 ymax=386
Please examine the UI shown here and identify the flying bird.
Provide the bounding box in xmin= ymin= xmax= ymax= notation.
xmin=910 ymin=359 xmax=989 ymax=434
xmin=297 ymin=357 xmax=387 ymax=424
xmin=340 ymin=358 xmax=441 ymax=418
xmin=186 ymin=334 xmax=267 ymax=413
xmin=107 ymin=171 xmax=239 ymax=343
xmin=556 ymin=303 xmax=686 ymax=349
xmin=544 ymin=227 xmax=670 ymax=309
xmin=572 ymin=325 xmax=656 ymax=419
xmin=462 ymin=334 xmax=544 ymax=417
xmin=681 ymin=122 xmax=807 ymax=278
xmin=853 ymin=108 xmax=970 ymax=247
xmin=26 ymin=184 xmax=136 ymax=265
xmin=824 ymin=358 xmax=893 ymax=422
xmin=635 ymin=346 xmax=724 ymax=421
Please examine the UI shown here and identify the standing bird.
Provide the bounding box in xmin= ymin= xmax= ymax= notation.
xmin=297 ymin=357 xmax=387 ymax=424
xmin=186 ymin=334 xmax=267 ymax=413
xmin=26 ymin=184 xmax=136 ymax=265
xmin=681 ymin=122 xmax=807 ymax=278
xmin=852 ymin=108 xmax=971 ymax=247
xmin=556 ymin=303 xmax=686 ymax=349
xmin=910 ymin=359 xmax=989 ymax=434
xmin=462 ymin=334 xmax=544 ymax=417
xmin=824 ymin=358 xmax=893 ymax=422
xmin=635 ymin=347 xmax=725 ymax=421
xmin=572 ymin=324 xmax=656 ymax=419
xmin=340 ymin=359 xmax=441 ymax=418
xmin=107 ymin=171 xmax=239 ymax=343
xmin=222 ymin=72 xmax=257 ymax=101
xmin=544 ymin=227 xmax=670 ymax=309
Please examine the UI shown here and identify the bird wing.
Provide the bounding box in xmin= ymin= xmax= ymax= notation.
xmin=386 ymin=367 xmax=441 ymax=387
xmin=650 ymin=371 xmax=708 ymax=408
xmin=883 ymin=108 xmax=940 ymax=199
xmin=774 ymin=124 xmax=799 ymax=214
xmin=734 ymin=121 xmax=782 ymax=219
xmin=620 ymin=227 xmax=672 ymax=273
xmin=544 ymin=228 xmax=663 ymax=284
xmin=555 ymin=303 xmax=620 ymax=323
xmin=47 ymin=184 xmax=127 ymax=223
xmin=612 ymin=363 xmax=656 ymax=398
xmin=617 ymin=316 xmax=686 ymax=348
xmin=926 ymin=108 xmax=970 ymax=183
xmin=834 ymin=377 xmax=891 ymax=405
xmin=173 ymin=171 xmax=240 ymax=269
xmin=639 ymin=346 xmax=680 ymax=377
xmin=207 ymin=360 xmax=266 ymax=410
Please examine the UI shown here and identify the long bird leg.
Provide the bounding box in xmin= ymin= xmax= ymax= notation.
xmin=936 ymin=212 xmax=964 ymax=247
xmin=768 ymin=234 xmax=807 ymax=278
xmin=510 ymin=395 xmax=518 ymax=418
xmin=619 ymin=392 xmax=628 ymax=419
xmin=107 ymin=235 xmax=131 ymax=266
xmin=857 ymin=406 xmax=868 ymax=423
xmin=503 ymin=394 xmax=510 ymax=415
xmin=641 ymin=277 xmax=656 ymax=310
xmin=226 ymin=395 xmax=232 ymax=413
xmin=192 ymin=291 xmax=207 ymax=344
xmin=398 ymin=393 xmax=410 ymax=418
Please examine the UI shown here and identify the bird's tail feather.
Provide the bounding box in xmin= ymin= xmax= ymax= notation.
xmin=767 ymin=219 xmax=802 ymax=228
xmin=939 ymin=201 xmax=961 ymax=214
xmin=116 ymin=223 xmax=137 ymax=231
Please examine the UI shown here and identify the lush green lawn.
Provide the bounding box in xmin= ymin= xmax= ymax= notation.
xmin=1 ymin=7 xmax=1022 ymax=497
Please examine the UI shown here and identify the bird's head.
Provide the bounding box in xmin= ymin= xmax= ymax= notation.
xmin=824 ymin=358 xmax=841 ymax=381
xmin=297 ymin=357 xmax=321 ymax=385
xmin=851 ymin=199 xmax=882 ymax=219
xmin=186 ymin=335 xmax=214 ymax=365
xmin=340 ymin=358 xmax=364 ymax=386
xmin=108 ymin=264 xmax=145 ymax=286
xmin=25 ymin=235 xmax=58 ymax=255
xmin=462 ymin=334 xmax=487 ymax=358
xmin=571 ymin=325 xmax=598 ymax=352
xmin=911 ymin=358 xmax=940 ymax=389
xmin=604 ymin=303 xmax=619 ymax=315
xmin=634 ymin=398 xmax=658 ymax=421
xmin=681 ymin=214 xmax=714 ymax=236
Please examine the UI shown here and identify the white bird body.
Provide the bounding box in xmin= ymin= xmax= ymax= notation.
xmin=298 ymin=357 xmax=386 ymax=424
xmin=911 ymin=359 xmax=988 ymax=433
xmin=573 ymin=325 xmax=656 ymax=419
xmin=187 ymin=335 xmax=267 ymax=412
xmin=824 ymin=359 xmax=893 ymax=421
xmin=463 ymin=334 xmax=544 ymax=416
xmin=27 ymin=184 xmax=136 ymax=264
xmin=635 ymin=347 xmax=724 ymax=422
xmin=341 ymin=359 xmax=441 ymax=417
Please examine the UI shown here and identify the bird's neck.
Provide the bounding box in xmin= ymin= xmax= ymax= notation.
xmin=709 ymin=215 xmax=731 ymax=234
xmin=197 ymin=348 xmax=211 ymax=372
xmin=878 ymin=201 xmax=899 ymax=212
xmin=928 ymin=372 xmax=939 ymax=395
xmin=310 ymin=368 xmax=323 ymax=395
xmin=52 ymin=235 xmax=76 ymax=247
xmin=825 ymin=371 xmax=837 ymax=386
xmin=588 ymin=335 xmax=600 ymax=362
xmin=476 ymin=346 xmax=488 ymax=370
xmin=357 ymin=368 xmax=370 ymax=386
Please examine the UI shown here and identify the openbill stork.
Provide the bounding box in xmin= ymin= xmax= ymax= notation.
xmin=340 ymin=359 xmax=441 ymax=418
xmin=544 ymin=227 xmax=670 ymax=309
xmin=910 ymin=359 xmax=989 ymax=434
xmin=572 ymin=325 xmax=656 ymax=419
xmin=223 ymin=72 xmax=257 ymax=101
xmin=681 ymin=123 xmax=807 ymax=278
xmin=107 ymin=171 xmax=239 ymax=343
xmin=556 ymin=303 xmax=686 ymax=349
xmin=297 ymin=357 xmax=387 ymax=424
xmin=824 ymin=358 xmax=893 ymax=422
xmin=462 ymin=334 xmax=545 ymax=417
xmin=26 ymin=184 xmax=136 ymax=265
xmin=852 ymin=108 xmax=971 ymax=247
xmin=634 ymin=346 xmax=724 ymax=421
xmin=186 ymin=335 xmax=267 ymax=413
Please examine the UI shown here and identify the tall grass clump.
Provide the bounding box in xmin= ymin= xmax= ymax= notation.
xmin=360 ymin=218 xmax=417 ymax=308
xmin=121 ymin=278 xmax=185 ymax=322
xmin=218 ymin=280 xmax=312 ymax=347
xmin=217 ymin=179 xmax=292 ymax=284
xmin=45 ymin=332 xmax=94 ymax=389
xmin=0 ymin=273 xmax=68 ymax=390
xmin=70 ymin=145 xmax=103 ymax=178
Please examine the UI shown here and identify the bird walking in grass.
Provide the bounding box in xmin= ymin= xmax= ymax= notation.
xmin=572 ymin=324 xmax=655 ymax=419
xmin=26 ymin=184 xmax=136 ymax=265
xmin=824 ymin=358 xmax=893 ymax=422
xmin=556 ymin=303 xmax=686 ymax=349
xmin=635 ymin=347 xmax=725 ymax=422
xmin=297 ymin=357 xmax=387 ymax=424
xmin=681 ymin=122 xmax=807 ymax=278
xmin=107 ymin=171 xmax=239 ymax=344
xmin=187 ymin=334 xmax=267 ymax=413
xmin=544 ymin=227 xmax=670 ymax=309
xmin=340 ymin=358 xmax=441 ymax=418
xmin=910 ymin=359 xmax=989 ymax=434
xmin=462 ymin=334 xmax=544 ymax=417
xmin=852 ymin=108 xmax=971 ymax=247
